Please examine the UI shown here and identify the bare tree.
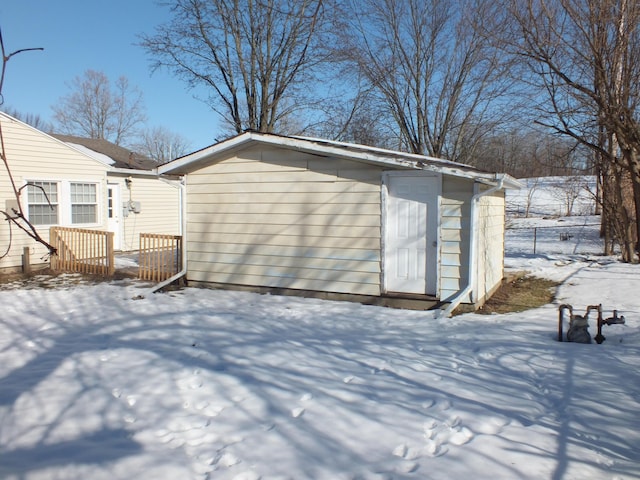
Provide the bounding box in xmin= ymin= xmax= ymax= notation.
xmin=0 ymin=27 xmax=56 ymax=259
xmin=1 ymin=107 xmax=52 ymax=132
xmin=141 ymin=0 xmax=328 ymax=135
xmin=493 ymin=0 xmax=640 ymax=261
xmin=551 ymin=175 xmax=589 ymax=216
xmin=52 ymin=69 xmax=146 ymax=146
xmin=135 ymin=126 xmax=191 ymax=164
xmin=523 ymin=177 xmax=540 ymax=218
xmin=306 ymin=84 xmax=395 ymax=148
xmin=467 ymin=126 xmax=585 ymax=178
xmin=335 ymin=0 xmax=514 ymax=161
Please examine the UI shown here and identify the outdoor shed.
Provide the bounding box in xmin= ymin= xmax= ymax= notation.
xmin=159 ymin=132 xmax=520 ymax=312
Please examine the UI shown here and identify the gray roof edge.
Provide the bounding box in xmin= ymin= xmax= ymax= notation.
xmin=159 ymin=132 xmax=519 ymax=188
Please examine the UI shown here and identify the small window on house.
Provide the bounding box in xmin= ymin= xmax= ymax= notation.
xmin=71 ymin=183 xmax=97 ymax=224
xmin=27 ymin=181 xmax=59 ymax=225
xmin=107 ymin=187 xmax=114 ymax=219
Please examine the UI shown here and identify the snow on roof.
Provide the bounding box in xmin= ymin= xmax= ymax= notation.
xmin=66 ymin=142 xmax=116 ymax=166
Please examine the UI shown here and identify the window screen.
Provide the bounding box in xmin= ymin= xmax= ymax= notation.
xmin=71 ymin=183 xmax=97 ymax=224
xmin=27 ymin=181 xmax=59 ymax=225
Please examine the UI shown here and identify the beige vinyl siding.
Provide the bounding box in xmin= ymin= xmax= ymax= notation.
xmin=475 ymin=188 xmax=506 ymax=305
xmin=113 ymin=176 xmax=182 ymax=251
xmin=439 ymin=177 xmax=472 ymax=301
xmin=0 ymin=114 xmax=108 ymax=272
xmin=186 ymin=145 xmax=383 ymax=295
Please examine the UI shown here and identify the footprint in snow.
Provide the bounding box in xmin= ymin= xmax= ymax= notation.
xmin=448 ymin=426 xmax=474 ymax=446
xmin=421 ymin=399 xmax=435 ymax=409
xmin=423 ymin=420 xmax=437 ymax=440
xmin=396 ymin=461 xmax=419 ymax=474
xmin=392 ymin=444 xmax=420 ymax=473
xmin=423 ymin=415 xmax=474 ymax=453
xmin=424 ymin=438 xmax=444 ymax=457
xmin=392 ymin=444 xmax=408 ymax=458
xmin=447 ymin=415 xmax=461 ymax=428
xmin=215 ymin=451 xmax=240 ymax=468
xmin=291 ymin=407 xmax=305 ymax=418
xmin=474 ymin=416 xmax=510 ymax=435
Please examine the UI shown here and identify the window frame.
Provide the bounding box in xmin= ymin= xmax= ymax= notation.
xmin=25 ymin=179 xmax=102 ymax=227
xmin=26 ymin=180 xmax=60 ymax=226
xmin=70 ymin=182 xmax=98 ymax=224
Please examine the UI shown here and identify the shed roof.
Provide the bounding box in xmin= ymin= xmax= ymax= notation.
xmin=159 ymin=131 xmax=521 ymax=188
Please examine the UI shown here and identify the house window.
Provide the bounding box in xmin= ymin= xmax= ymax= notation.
xmin=71 ymin=183 xmax=97 ymax=224
xmin=108 ymin=187 xmax=114 ymax=219
xmin=27 ymin=181 xmax=59 ymax=225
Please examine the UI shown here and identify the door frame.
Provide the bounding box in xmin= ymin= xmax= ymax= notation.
xmin=107 ymin=182 xmax=122 ymax=251
xmin=381 ymin=171 xmax=441 ymax=296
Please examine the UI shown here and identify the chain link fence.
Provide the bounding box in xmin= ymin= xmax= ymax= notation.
xmin=506 ymin=221 xmax=603 ymax=256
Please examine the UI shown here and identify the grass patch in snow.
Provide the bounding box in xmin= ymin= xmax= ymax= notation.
xmin=478 ymin=273 xmax=559 ymax=314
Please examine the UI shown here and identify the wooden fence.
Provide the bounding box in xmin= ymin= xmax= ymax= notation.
xmin=138 ymin=233 xmax=182 ymax=282
xmin=50 ymin=227 xmax=115 ymax=276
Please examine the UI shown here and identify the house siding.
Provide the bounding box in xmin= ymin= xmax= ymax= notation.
xmin=111 ymin=175 xmax=182 ymax=251
xmin=439 ymin=177 xmax=472 ymax=301
xmin=185 ymin=145 xmax=383 ymax=295
xmin=475 ymin=187 xmax=506 ymax=305
xmin=0 ymin=114 xmax=108 ymax=272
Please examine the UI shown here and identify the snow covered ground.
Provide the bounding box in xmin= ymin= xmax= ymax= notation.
xmin=507 ymin=176 xmax=597 ymax=218
xmin=1 ymin=212 xmax=640 ymax=478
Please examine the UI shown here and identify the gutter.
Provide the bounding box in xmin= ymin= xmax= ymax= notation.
xmin=137 ymin=175 xmax=188 ymax=297
xmin=438 ymin=174 xmax=506 ymax=318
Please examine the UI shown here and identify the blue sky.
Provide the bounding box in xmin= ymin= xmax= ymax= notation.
xmin=1 ymin=0 xmax=220 ymax=151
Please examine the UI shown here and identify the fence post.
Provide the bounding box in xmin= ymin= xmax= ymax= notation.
xmin=22 ymin=247 xmax=31 ymax=274
xmin=107 ymin=231 xmax=115 ymax=276
xmin=49 ymin=227 xmax=58 ymax=271
xmin=533 ymin=227 xmax=537 ymax=255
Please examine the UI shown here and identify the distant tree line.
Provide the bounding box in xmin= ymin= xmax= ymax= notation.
xmin=6 ymin=0 xmax=639 ymax=261
xmin=138 ymin=0 xmax=639 ymax=260
xmin=6 ymin=70 xmax=191 ymax=164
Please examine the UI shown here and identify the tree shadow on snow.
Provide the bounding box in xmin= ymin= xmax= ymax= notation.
xmin=0 ymin=428 xmax=141 ymax=476
xmin=1 ymin=284 xmax=639 ymax=478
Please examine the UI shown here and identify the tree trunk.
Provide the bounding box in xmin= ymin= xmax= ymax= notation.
xmin=611 ymin=163 xmax=636 ymax=262
xmin=623 ymin=148 xmax=640 ymax=257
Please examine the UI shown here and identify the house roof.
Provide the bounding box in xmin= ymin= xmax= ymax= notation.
xmin=158 ymin=131 xmax=521 ymax=188
xmin=50 ymin=134 xmax=156 ymax=171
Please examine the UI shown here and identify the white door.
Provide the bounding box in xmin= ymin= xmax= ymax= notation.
xmin=107 ymin=184 xmax=122 ymax=250
xmin=384 ymin=174 xmax=439 ymax=295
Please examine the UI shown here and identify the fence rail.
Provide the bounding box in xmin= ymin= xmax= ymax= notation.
xmin=50 ymin=227 xmax=115 ymax=276
xmin=139 ymin=233 xmax=182 ymax=282
xmin=506 ymin=223 xmax=602 ymax=255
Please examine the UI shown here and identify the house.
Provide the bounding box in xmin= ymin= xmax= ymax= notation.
xmin=159 ymin=132 xmax=520 ymax=312
xmin=0 ymin=111 xmax=181 ymax=273
xmin=50 ymin=134 xmax=182 ymax=252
